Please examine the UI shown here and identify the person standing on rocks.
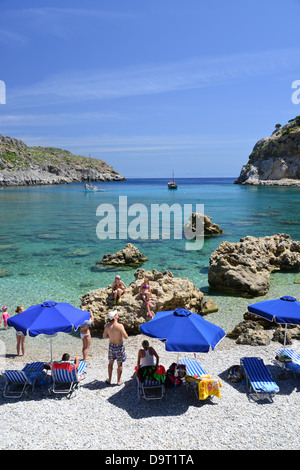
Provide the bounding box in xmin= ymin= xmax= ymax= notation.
xmin=103 ymin=310 xmax=128 ymax=385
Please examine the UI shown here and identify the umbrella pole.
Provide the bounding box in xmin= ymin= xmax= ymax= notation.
xmin=50 ymin=337 xmax=53 ymax=362
xmin=283 ymin=324 xmax=287 ymax=352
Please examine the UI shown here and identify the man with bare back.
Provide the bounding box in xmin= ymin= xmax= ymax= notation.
xmin=103 ymin=310 xmax=128 ymax=385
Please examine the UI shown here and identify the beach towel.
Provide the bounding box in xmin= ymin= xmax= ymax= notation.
xmin=198 ymin=374 xmax=222 ymax=400
xmin=51 ymin=361 xmax=76 ymax=372
xmin=137 ymin=365 xmax=166 ymax=384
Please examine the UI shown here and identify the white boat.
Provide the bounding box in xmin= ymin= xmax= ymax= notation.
xmin=84 ymin=184 xmax=103 ymax=192
xmin=167 ymin=171 xmax=178 ymax=189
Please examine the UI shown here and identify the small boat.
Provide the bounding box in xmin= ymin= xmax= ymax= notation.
xmin=84 ymin=183 xmax=103 ymax=192
xmin=168 ymin=171 xmax=178 ymax=189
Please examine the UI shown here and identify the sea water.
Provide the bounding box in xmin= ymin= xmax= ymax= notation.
xmin=0 ymin=177 xmax=300 ymax=331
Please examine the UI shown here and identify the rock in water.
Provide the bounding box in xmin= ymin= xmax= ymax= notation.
xmin=208 ymin=233 xmax=300 ymax=296
xmin=184 ymin=213 xmax=223 ymax=236
xmin=98 ymin=243 xmax=148 ymax=266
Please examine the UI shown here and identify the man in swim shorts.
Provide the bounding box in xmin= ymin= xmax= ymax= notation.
xmin=103 ymin=309 xmax=128 ymax=385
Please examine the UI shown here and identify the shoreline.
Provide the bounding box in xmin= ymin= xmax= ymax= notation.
xmin=0 ymin=326 xmax=299 ymax=450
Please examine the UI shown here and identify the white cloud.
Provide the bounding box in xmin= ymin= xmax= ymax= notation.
xmin=9 ymin=48 xmax=300 ymax=107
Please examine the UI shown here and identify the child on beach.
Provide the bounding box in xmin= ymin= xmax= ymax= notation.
xmin=1 ymin=306 xmax=10 ymax=329
xmin=139 ymin=278 xmax=153 ymax=318
xmin=112 ymin=275 xmax=127 ymax=304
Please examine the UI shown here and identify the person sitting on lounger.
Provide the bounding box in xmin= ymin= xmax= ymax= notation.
xmin=61 ymin=353 xmax=79 ymax=370
xmin=137 ymin=340 xmax=159 ymax=369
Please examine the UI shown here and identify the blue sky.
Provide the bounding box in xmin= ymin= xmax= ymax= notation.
xmin=0 ymin=0 xmax=300 ymax=178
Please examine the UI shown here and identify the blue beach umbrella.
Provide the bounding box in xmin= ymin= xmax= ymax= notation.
xmin=139 ymin=308 xmax=226 ymax=353
xmin=7 ymin=300 xmax=90 ymax=360
xmin=248 ymin=296 xmax=300 ymax=350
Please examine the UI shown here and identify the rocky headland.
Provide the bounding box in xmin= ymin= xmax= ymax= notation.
xmin=80 ymin=268 xmax=218 ymax=335
xmin=208 ymin=233 xmax=300 ymax=296
xmin=0 ymin=133 xmax=125 ymax=186
xmin=235 ymin=116 xmax=300 ymax=186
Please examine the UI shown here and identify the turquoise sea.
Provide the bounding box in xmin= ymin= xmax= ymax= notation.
xmin=0 ymin=177 xmax=300 ymax=332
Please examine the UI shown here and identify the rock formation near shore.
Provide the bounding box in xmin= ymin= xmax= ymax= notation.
xmin=98 ymin=243 xmax=148 ymax=266
xmin=184 ymin=213 xmax=223 ymax=236
xmin=235 ymin=116 xmax=300 ymax=186
xmin=208 ymin=233 xmax=300 ymax=296
xmin=227 ymin=311 xmax=300 ymax=346
xmin=80 ymin=268 xmax=218 ymax=334
xmin=0 ymin=133 xmax=125 ymax=186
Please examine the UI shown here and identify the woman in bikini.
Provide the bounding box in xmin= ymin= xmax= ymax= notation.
xmin=15 ymin=305 xmax=26 ymax=356
xmin=112 ymin=275 xmax=127 ymax=304
xmin=139 ymin=278 xmax=153 ymax=318
xmin=80 ymin=311 xmax=94 ymax=361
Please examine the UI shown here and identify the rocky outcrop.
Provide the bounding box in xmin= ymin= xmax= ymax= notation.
xmin=208 ymin=233 xmax=300 ymax=296
xmin=227 ymin=311 xmax=300 ymax=346
xmin=235 ymin=116 xmax=300 ymax=186
xmin=0 ymin=133 xmax=125 ymax=186
xmin=184 ymin=213 xmax=223 ymax=236
xmin=98 ymin=243 xmax=148 ymax=266
xmin=80 ymin=268 xmax=218 ymax=334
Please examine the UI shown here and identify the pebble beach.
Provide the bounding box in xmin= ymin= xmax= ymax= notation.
xmin=0 ymin=326 xmax=299 ymax=451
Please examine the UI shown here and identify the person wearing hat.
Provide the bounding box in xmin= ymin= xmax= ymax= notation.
xmin=103 ymin=310 xmax=128 ymax=385
xmin=112 ymin=275 xmax=127 ymax=305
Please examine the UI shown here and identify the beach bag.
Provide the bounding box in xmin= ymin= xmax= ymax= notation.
xmin=165 ymin=362 xmax=185 ymax=388
xmin=227 ymin=365 xmax=245 ymax=383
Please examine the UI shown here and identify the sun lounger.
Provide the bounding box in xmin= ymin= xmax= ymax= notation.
xmin=49 ymin=360 xmax=87 ymax=397
xmin=178 ymin=358 xmax=222 ymax=400
xmin=136 ymin=365 xmax=166 ymax=401
xmin=22 ymin=362 xmax=45 ymax=373
xmin=240 ymin=357 xmax=279 ymax=402
xmin=2 ymin=370 xmax=34 ymax=398
xmin=276 ymin=349 xmax=300 ymax=377
xmin=179 ymin=357 xmax=207 ymax=377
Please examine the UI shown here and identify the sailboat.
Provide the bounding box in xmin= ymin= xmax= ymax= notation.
xmin=168 ymin=170 xmax=178 ymax=189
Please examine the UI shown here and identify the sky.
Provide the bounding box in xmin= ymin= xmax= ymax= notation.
xmin=0 ymin=0 xmax=300 ymax=178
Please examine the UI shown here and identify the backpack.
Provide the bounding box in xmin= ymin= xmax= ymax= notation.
xmin=165 ymin=362 xmax=186 ymax=388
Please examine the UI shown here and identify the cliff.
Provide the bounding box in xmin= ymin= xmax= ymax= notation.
xmin=0 ymin=133 xmax=125 ymax=186
xmin=235 ymin=116 xmax=300 ymax=186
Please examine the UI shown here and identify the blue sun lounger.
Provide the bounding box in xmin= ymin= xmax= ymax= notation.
xmin=50 ymin=360 xmax=87 ymax=397
xmin=240 ymin=357 xmax=279 ymax=402
xmin=22 ymin=362 xmax=45 ymax=373
xmin=178 ymin=358 xmax=210 ymax=400
xmin=276 ymin=349 xmax=300 ymax=377
xmin=2 ymin=370 xmax=33 ymax=398
xmin=179 ymin=358 xmax=207 ymax=377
